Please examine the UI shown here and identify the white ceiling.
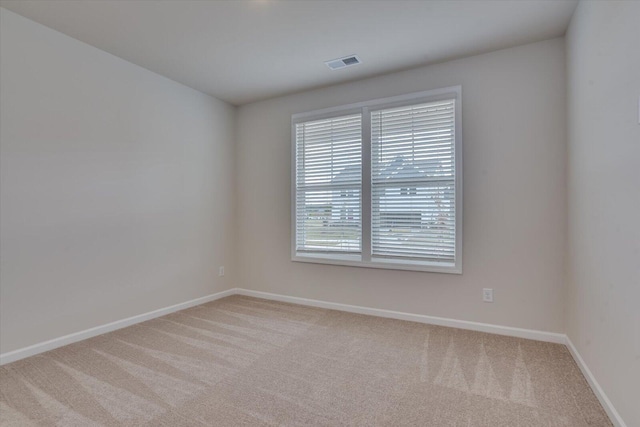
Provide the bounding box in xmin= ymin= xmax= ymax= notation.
xmin=0 ymin=0 xmax=578 ymax=106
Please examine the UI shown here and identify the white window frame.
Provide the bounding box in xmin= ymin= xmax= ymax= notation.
xmin=291 ymin=86 xmax=462 ymax=274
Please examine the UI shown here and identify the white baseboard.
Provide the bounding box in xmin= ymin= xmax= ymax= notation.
xmin=565 ymin=337 xmax=627 ymax=427
xmin=233 ymin=288 xmax=566 ymax=344
xmin=0 ymin=288 xmax=235 ymax=366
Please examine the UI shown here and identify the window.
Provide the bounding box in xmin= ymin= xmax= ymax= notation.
xmin=294 ymin=114 xmax=362 ymax=255
xmin=292 ymin=86 xmax=462 ymax=273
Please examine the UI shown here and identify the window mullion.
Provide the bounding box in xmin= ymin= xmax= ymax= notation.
xmin=361 ymin=107 xmax=372 ymax=262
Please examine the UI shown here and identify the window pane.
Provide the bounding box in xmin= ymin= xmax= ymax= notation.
xmin=372 ymin=182 xmax=455 ymax=260
xmin=371 ymin=99 xmax=456 ymax=262
xmin=295 ymin=114 xmax=362 ymax=253
xmin=296 ymin=187 xmax=361 ymax=253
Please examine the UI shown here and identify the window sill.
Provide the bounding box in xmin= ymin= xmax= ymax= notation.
xmin=292 ymin=253 xmax=462 ymax=274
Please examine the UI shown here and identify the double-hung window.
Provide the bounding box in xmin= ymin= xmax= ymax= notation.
xmin=292 ymin=86 xmax=462 ymax=273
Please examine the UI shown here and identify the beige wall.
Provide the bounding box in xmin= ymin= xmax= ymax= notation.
xmin=0 ymin=9 xmax=236 ymax=354
xmin=566 ymin=1 xmax=640 ymax=425
xmin=236 ymin=38 xmax=567 ymax=333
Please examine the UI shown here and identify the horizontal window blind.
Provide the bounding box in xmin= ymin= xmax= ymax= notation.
xmin=295 ymin=114 xmax=362 ymax=254
xmin=371 ymin=99 xmax=456 ymax=262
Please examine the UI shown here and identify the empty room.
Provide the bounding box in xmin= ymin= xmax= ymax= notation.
xmin=0 ymin=0 xmax=638 ymax=425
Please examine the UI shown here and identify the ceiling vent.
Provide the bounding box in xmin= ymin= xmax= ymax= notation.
xmin=325 ymin=55 xmax=361 ymax=70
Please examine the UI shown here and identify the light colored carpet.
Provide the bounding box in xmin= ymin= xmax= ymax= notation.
xmin=0 ymin=295 xmax=610 ymax=426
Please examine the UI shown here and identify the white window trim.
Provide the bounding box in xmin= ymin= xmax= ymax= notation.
xmin=291 ymin=86 xmax=463 ymax=274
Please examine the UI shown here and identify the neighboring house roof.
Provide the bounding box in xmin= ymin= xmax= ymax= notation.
xmin=332 ymin=156 xmax=421 ymax=184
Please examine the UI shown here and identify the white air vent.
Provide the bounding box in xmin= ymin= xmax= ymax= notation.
xmin=325 ymin=55 xmax=361 ymax=70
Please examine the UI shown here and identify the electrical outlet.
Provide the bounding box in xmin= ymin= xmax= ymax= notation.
xmin=483 ymin=288 xmax=494 ymax=303
xmin=218 ymin=266 xmax=225 ymax=277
